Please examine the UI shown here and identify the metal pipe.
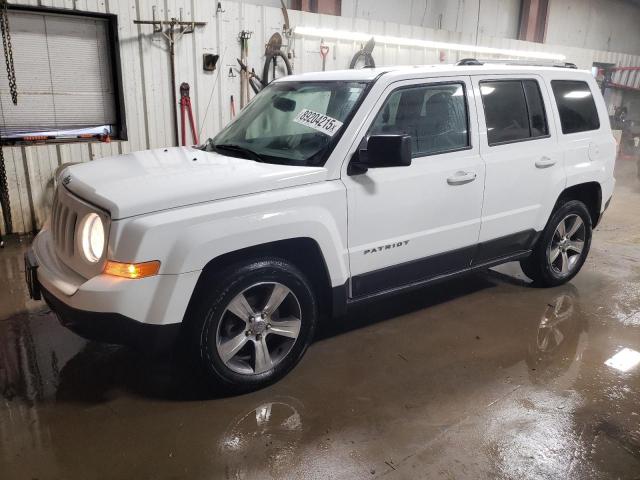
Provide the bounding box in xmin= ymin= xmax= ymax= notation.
xmin=169 ymin=24 xmax=179 ymax=146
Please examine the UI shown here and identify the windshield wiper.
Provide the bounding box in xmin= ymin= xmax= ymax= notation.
xmin=214 ymin=143 xmax=264 ymax=162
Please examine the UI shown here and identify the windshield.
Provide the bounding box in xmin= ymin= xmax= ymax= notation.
xmin=204 ymin=81 xmax=369 ymax=166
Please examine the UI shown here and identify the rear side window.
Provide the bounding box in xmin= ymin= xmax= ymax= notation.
xmin=551 ymin=80 xmax=600 ymax=134
xmin=480 ymin=79 xmax=549 ymax=145
xmin=369 ymin=83 xmax=469 ymax=157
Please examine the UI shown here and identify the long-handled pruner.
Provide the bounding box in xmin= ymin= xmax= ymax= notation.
xmin=236 ymin=58 xmax=263 ymax=94
xmin=320 ymin=40 xmax=329 ymax=71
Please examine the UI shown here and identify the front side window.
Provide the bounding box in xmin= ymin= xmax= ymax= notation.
xmin=551 ymin=80 xmax=600 ymax=134
xmin=208 ymin=81 xmax=368 ymax=166
xmin=369 ymin=83 xmax=469 ymax=157
xmin=480 ymin=80 xmax=550 ymax=145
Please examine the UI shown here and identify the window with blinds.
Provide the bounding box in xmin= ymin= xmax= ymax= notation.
xmin=0 ymin=8 xmax=124 ymax=143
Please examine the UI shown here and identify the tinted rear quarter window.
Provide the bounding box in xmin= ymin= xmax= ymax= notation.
xmin=551 ymin=80 xmax=600 ymax=134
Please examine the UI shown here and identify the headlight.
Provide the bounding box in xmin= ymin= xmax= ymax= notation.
xmin=79 ymin=213 xmax=105 ymax=263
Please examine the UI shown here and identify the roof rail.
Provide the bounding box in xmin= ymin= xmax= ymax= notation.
xmin=456 ymin=58 xmax=578 ymax=69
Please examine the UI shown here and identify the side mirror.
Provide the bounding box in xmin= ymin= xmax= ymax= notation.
xmin=348 ymin=134 xmax=412 ymax=175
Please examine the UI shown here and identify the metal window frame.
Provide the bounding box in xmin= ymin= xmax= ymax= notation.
xmin=367 ymin=80 xmax=473 ymax=159
xmin=1 ymin=4 xmax=127 ymax=146
xmin=479 ymin=78 xmax=552 ymax=147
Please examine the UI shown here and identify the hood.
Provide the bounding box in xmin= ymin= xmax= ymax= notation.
xmin=62 ymin=147 xmax=327 ymax=219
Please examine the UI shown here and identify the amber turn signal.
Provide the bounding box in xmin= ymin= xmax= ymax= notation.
xmin=104 ymin=260 xmax=160 ymax=279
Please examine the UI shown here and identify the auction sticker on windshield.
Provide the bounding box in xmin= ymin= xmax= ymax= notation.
xmin=293 ymin=109 xmax=343 ymax=136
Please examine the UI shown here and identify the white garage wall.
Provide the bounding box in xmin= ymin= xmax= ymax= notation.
xmin=546 ymin=0 xmax=640 ymax=55
xmin=341 ymin=0 xmax=522 ymax=40
xmin=1 ymin=0 xmax=640 ymax=234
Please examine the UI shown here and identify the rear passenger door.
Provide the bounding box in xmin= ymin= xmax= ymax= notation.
xmin=472 ymin=75 xmax=566 ymax=264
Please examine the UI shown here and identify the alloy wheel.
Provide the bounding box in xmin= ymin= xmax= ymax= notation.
xmin=216 ymin=282 xmax=302 ymax=375
xmin=547 ymin=214 xmax=586 ymax=277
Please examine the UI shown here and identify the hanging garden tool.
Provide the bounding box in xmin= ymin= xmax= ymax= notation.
xmin=279 ymin=0 xmax=295 ymax=65
xmin=134 ymin=7 xmax=206 ymax=145
xmin=238 ymin=30 xmax=252 ymax=108
xmin=236 ymin=58 xmax=263 ymax=95
xmin=320 ymin=39 xmax=329 ymax=71
xmin=179 ymin=82 xmax=198 ymax=146
xmin=230 ymin=95 xmax=236 ymax=118
xmin=349 ymin=37 xmax=376 ymax=69
xmin=262 ymin=32 xmax=292 ymax=86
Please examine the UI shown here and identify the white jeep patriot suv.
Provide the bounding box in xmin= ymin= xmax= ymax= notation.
xmin=26 ymin=62 xmax=616 ymax=391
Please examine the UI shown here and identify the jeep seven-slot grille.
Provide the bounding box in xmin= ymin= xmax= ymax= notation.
xmin=51 ymin=188 xmax=78 ymax=258
xmin=49 ymin=185 xmax=109 ymax=279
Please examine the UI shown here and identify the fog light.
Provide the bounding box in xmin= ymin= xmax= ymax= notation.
xmin=104 ymin=260 xmax=160 ymax=279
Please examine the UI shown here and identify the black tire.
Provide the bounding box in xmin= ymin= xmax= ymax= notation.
xmin=188 ymin=257 xmax=317 ymax=392
xmin=261 ymin=51 xmax=293 ymax=87
xmin=520 ymin=200 xmax=593 ymax=287
xmin=349 ymin=51 xmax=375 ymax=69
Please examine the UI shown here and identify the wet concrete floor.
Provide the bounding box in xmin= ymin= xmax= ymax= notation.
xmin=2 ymin=159 xmax=640 ymax=479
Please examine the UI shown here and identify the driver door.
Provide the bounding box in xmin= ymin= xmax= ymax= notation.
xmin=342 ymin=77 xmax=486 ymax=298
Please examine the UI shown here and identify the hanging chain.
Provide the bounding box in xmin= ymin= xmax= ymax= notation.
xmin=0 ymin=148 xmax=11 ymax=235
xmin=1 ymin=0 xmax=17 ymax=105
xmin=0 ymin=1 xmax=14 ymax=233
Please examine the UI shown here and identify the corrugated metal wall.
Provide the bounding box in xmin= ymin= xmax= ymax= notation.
xmin=2 ymin=0 xmax=640 ymax=234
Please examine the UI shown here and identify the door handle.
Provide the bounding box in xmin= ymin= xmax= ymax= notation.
xmin=447 ymin=171 xmax=477 ymax=186
xmin=535 ymin=156 xmax=556 ymax=168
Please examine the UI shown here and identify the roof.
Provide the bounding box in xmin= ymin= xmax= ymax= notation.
xmin=277 ymin=63 xmax=592 ymax=83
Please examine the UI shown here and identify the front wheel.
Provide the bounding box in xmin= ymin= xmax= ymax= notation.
xmin=189 ymin=258 xmax=318 ymax=392
xmin=520 ymin=200 xmax=593 ymax=287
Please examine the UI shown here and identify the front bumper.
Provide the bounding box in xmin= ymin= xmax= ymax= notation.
xmin=26 ymin=227 xmax=200 ymax=351
xmin=41 ymin=285 xmax=180 ymax=352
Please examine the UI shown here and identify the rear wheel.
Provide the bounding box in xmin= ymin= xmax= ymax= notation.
xmin=189 ymin=258 xmax=318 ymax=392
xmin=520 ymin=200 xmax=592 ymax=287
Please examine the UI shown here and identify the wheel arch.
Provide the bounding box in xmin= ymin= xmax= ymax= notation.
xmin=554 ymin=181 xmax=603 ymax=227
xmin=182 ymin=238 xmax=336 ymax=326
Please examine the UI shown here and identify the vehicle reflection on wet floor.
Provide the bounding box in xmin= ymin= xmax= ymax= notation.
xmin=1 ymin=159 xmax=640 ymax=479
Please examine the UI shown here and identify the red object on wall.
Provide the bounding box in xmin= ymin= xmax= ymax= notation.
xmin=180 ymin=82 xmax=199 ymax=146
xmin=291 ymin=0 xmax=341 ymax=16
xmin=518 ymin=0 xmax=549 ymax=43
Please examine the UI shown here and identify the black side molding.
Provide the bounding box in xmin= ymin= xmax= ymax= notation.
xmin=473 ymin=229 xmax=539 ymax=266
xmin=351 ymin=244 xmax=475 ymax=298
xmin=336 ymin=230 xmax=540 ymax=306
